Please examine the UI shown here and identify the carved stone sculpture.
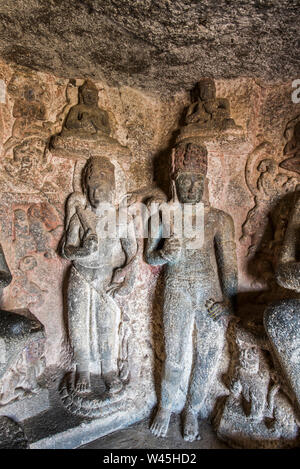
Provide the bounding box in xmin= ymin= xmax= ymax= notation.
xmin=264 ymin=189 xmax=300 ymax=412
xmin=61 ymin=156 xmax=137 ymax=396
xmin=0 ymin=243 xmax=45 ymax=406
xmin=4 ymin=137 xmax=52 ymax=190
xmin=50 ymin=80 xmax=130 ymax=161
xmin=178 ymin=79 xmax=242 ymax=143
xmin=61 ymin=80 xmax=110 ymax=138
xmin=241 ymin=151 xmax=298 ymax=255
xmin=216 ymin=189 xmax=300 ymax=448
xmin=215 ymin=323 xmax=299 ymax=448
xmin=145 ymin=141 xmax=238 ymax=441
xmin=280 ymin=118 xmax=300 ymax=175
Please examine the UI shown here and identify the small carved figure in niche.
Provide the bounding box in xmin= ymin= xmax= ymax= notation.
xmin=185 ymin=79 xmax=238 ymax=132
xmin=229 ymin=328 xmax=272 ymax=421
xmin=240 ymin=145 xmax=298 ymax=257
xmin=4 ymin=137 xmax=53 ymax=191
xmin=280 ymin=119 xmax=300 ymax=175
xmin=215 ymin=322 xmax=299 ymax=448
xmin=61 ymin=156 xmax=137 ymax=395
xmin=61 ymin=80 xmax=110 ymax=138
xmin=3 ymin=72 xmax=54 ymax=152
xmin=145 ymin=141 xmax=238 ymax=441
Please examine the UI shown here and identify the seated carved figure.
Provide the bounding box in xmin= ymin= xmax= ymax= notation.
xmin=61 ymin=80 xmax=110 ymax=138
xmin=185 ymin=79 xmax=237 ymax=132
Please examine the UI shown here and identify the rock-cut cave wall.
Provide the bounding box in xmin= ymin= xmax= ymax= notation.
xmin=0 ymin=57 xmax=299 ymax=448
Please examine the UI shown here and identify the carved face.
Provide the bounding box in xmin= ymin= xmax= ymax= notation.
xmin=257 ymin=158 xmax=276 ymax=174
xmin=80 ymin=83 xmax=98 ymax=106
xmin=198 ymin=80 xmax=216 ymax=101
xmin=175 ymin=173 xmax=205 ymax=203
xmin=86 ymin=174 xmax=115 ymax=208
xmin=84 ymin=158 xmax=115 ymax=208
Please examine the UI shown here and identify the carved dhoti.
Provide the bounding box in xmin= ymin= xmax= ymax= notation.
xmin=67 ymin=265 xmax=121 ymax=377
xmin=161 ymin=276 xmax=225 ymax=413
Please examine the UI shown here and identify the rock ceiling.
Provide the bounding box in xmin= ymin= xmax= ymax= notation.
xmin=0 ymin=0 xmax=299 ymax=94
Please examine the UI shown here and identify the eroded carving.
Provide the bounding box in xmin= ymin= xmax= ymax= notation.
xmin=4 ymin=72 xmax=51 ymax=151
xmin=280 ymin=116 xmax=300 ymax=175
xmin=4 ymin=137 xmax=53 ymax=190
xmin=215 ymin=323 xmax=299 ymax=448
xmin=178 ymin=79 xmax=243 ymax=143
xmin=0 ymin=244 xmax=45 ymax=406
xmin=241 ymin=143 xmax=298 ymax=256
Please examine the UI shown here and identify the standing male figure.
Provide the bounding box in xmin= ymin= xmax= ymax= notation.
xmin=145 ymin=142 xmax=238 ymax=441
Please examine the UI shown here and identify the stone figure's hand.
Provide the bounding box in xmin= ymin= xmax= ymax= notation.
xmin=107 ymin=279 xmax=130 ymax=298
xmin=111 ymin=267 xmax=126 ymax=285
xmin=160 ymin=237 xmax=182 ymax=264
xmin=82 ymin=230 xmax=98 ymax=254
xmin=63 ymin=244 xmax=78 ymax=260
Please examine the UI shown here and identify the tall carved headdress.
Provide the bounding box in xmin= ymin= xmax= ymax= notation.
xmin=171 ymin=142 xmax=208 ymax=179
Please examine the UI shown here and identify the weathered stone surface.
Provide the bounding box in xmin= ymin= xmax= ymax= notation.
xmin=0 ymin=416 xmax=28 ymax=449
xmin=81 ymin=416 xmax=228 ymax=449
xmin=264 ymin=300 xmax=300 ymax=412
xmin=215 ymin=322 xmax=300 ymax=448
xmin=0 ymin=1 xmax=299 ymax=94
xmin=216 ymin=391 xmax=299 ymax=449
xmin=0 ymin=56 xmax=300 ymax=448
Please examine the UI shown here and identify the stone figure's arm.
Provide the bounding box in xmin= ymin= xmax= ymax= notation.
xmin=64 ymin=107 xmax=82 ymax=129
xmin=144 ymin=211 xmax=164 ymax=266
xmin=214 ymin=212 xmax=238 ymax=308
xmin=185 ymin=102 xmax=202 ymax=123
xmin=91 ymin=110 xmax=110 ymax=134
xmin=276 ymin=192 xmax=300 ymax=291
xmin=62 ymin=214 xmax=97 ymax=260
xmin=120 ymin=222 xmax=136 ymax=261
xmin=109 ymin=219 xmax=138 ymax=297
xmin=144 ymin=212 xmax=182 ymax=266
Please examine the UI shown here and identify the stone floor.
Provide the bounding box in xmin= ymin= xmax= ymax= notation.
xmin=80 ymin=415 xmax=228 ymax=449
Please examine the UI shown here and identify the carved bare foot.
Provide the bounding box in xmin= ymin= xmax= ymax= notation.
xmin=150 ymin=408 xmax=171 ymax=438
xmin=104 ymin=373 xmax=123 ymax=395
xmin=75 ymin=371 xmax=91 ymax=394
xmin=183 ymin=410 xmax=201 ymax=442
